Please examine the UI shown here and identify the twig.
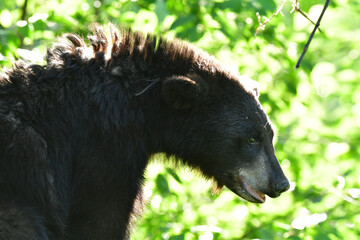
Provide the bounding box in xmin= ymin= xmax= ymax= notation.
xmin=19 ymin=0 xmax=29 ymax=48
xmin=295 ymin=0 xmax=330 ymax=69
xmin=21 ymin=0 xmax=28 ymax=20
xmin=291 ymin=0 xmax=322 ymax=33
xmin=255 ymin=0 xmax=322 ymax=36
xmin=255 ymin=0 xmax=287 ymax=36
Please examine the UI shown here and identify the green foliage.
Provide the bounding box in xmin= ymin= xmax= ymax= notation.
xmin=1 ymin=0 xmax=360 ymax=239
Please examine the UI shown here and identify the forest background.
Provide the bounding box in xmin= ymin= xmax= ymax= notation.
xmin=0 ymin=0 xmax=359 ymax=239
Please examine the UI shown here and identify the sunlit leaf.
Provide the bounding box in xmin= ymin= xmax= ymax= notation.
xmin=155 ymin=174 xmax=170 ymax=196
xmin=166 ymin=168 xmax=182 ymax=183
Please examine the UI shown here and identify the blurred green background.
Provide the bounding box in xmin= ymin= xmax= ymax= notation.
xmin=1 ymin=0 xmax=359 ymax=239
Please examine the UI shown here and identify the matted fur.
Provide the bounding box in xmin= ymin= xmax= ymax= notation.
xmin=45 ymin=24 xmax=216 ymax=73
xmin=1 ymin=24 xmax=229 ymax=101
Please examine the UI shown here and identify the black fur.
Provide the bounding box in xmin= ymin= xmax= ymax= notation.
xmin=0 ymin=24 xmax=288 ymax=239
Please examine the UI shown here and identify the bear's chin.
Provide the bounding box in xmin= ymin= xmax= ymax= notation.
xmin=216 ymin=175 xmax=266 ymax=204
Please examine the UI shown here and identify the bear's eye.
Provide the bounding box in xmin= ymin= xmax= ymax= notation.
xmin=248 ymin=137 xmax=257 ymax=144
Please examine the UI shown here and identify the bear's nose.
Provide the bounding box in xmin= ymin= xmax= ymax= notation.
xmin=275 ymin=179 xmax=290 ymax=195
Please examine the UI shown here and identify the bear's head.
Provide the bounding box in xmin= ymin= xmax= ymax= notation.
xmin=79 ymin=25 xmax=290 ymax=203
xmin=160 ymin=71 xmax=289 ymax=203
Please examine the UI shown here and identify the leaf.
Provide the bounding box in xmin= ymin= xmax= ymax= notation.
xmin=214 ymin=0 xmax=244 ymax=12
xmin=156 ymin=174 xmax=170 ymax=196
xmin=214 ymin=10 xmax=237 ymax=40
xmin=155 ymin=0 xmax=168 ymax=23
xmin=17 ymin=24 xmax=31 ymax=39
xmin=314 ymin=232 xmax=331 ymax=240
xmin=177 ymin=27 xmax=203 ymax=42
xmin=258 ymin=0 xmax=277 ymax=11
xmin=166 ymin=168 xmax=182 ymax=183
xmin=169 ymin=234 xmax=185 ymax=240
xmin=170 ymin=15 xmax=196 ymax=30
xmin=286 ymin=237 xmax=302 ymax=240
xmin=32 ymin=19 xmax=47 ymax=31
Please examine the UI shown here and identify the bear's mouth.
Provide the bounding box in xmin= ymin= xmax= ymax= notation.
xmin=226 ymin=175 xmax=266 ymax=203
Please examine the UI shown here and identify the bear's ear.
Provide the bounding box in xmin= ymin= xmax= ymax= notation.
xmin=162 ymin=74 xmax=207 ymax=109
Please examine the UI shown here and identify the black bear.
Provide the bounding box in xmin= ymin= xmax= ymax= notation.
xmin=0 ymin=24 xmax=289 ymax=239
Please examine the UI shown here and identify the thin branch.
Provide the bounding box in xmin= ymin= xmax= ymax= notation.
xmin=255 ymin=0 xmax=323 ymax=36
xmin=21 ymin=0 xmax=28 ymax=20
xmin=291 ymin=0 xmax=322 ymax=33
xmin=295 ymin=0 xmax=330 ymax=69
xmin=255 ymin=0 xmax=287 ymax=36
xmin=19 ymin=0 xmax=29 ymax=48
